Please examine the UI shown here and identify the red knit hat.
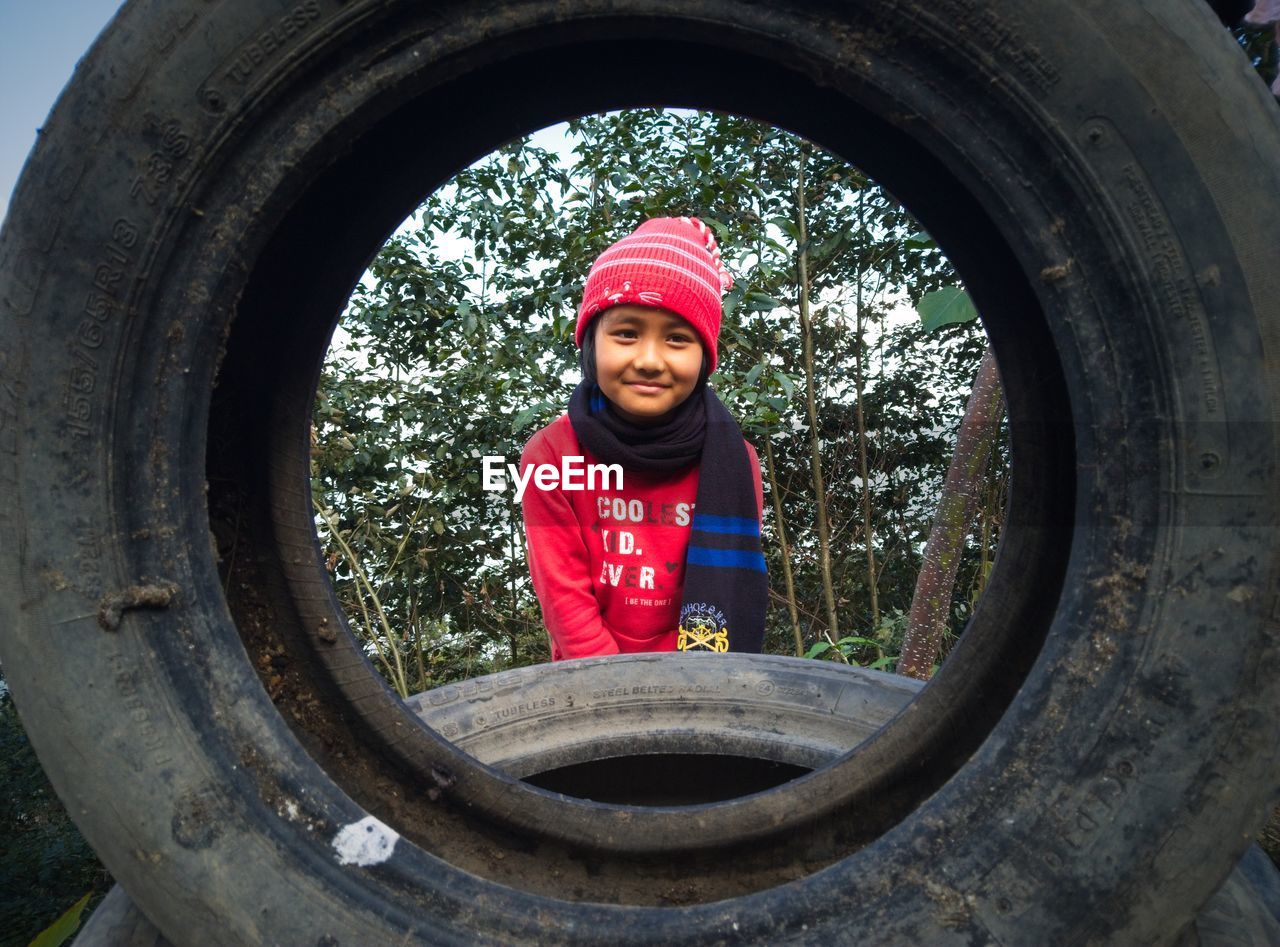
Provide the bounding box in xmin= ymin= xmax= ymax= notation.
xmin=576 ymin=216 xmax=734 ymax=372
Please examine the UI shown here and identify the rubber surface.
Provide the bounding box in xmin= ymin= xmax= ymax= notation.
xmin=403 ymin=653 xmax=921 ymax=777
xmin=72 ymin=887 xmax=169 ymax=947
xmin=76 ymin=659 xmax=1280 ymax=944
xmin=3 ymin=0 xmax=1279 ymax=943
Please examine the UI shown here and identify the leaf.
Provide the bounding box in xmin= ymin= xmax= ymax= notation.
xmin=511 ymin=405 xmax=541 ymax=433
xmin=835 ymin=636 xmax=883 ymax=650
xmin=865 ymin=656 xmax=897 ymax=671
xmin=744 ymin=364 xmax=764 ymax=388
xmin=804 ymin=641 xmax=833 ymax=659
xmin=810 ymin=232 xmax=847 ymax=263
xmin=904 ymin=230 xmax=936 ymax=250
xmin=744 ymin=292 xmax=782 ymax=312
xmin=916 ymin=286 xmax=979 ymax=332
xmin=705 ymin=217 xmax=729 ymax=243
xmin=721 ymin=284 xmax=746 ymax=319
xmin=30 ymin=892 xmax=92 ymax=947
xmin=767 ymin=216 xmax=800 ymax=242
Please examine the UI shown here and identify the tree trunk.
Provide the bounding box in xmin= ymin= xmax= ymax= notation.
xmin=411 ymin=580 xmax=427 ymax=692
xmin=508 ymin=515 xmax=519 ymax=666
xmin=747 ymin=144 xmax=804 ymax=656
xmin=853 ymin=259 xmax=880 ymax=634
xmin=795 ymin=151 xmax=840 ymax=639
xmin=763 ymin=429 xmax=805 ymax=656
xmin=898 ymin=346 xmax=1004 ymax=679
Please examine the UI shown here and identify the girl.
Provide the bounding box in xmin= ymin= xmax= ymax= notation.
xmin=519 ymin=216 xmax=768 ymax=660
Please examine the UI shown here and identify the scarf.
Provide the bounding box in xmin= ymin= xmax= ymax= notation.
xmin=568 ymin=381 xmax=768 ymax=653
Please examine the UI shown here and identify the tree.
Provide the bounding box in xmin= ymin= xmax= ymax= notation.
xmin=1 ymin=688 xmax=110 ymax=941
xmin=312 ymin=108 xmax=995 ymax=687
xmin=898 ymin=346 xmax=1004 ymax=679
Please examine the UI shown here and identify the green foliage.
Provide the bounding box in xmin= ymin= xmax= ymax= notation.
xmin=916 ymin=286 xmax=979 ymax=333
xmin=311 ymin=108 xmax=1000 ymax=687
xmin=28 ymin=893 xmax=91 ymax=947
xmin=803 ymin=609 xmax=911 ymax=671
xmin=804 ymin=636 xmax=893 ymax=667
xmin=0 ymin=689 xmax=110 ymax=947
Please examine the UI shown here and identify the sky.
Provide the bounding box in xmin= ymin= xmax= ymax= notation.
xmin=0 ymin=1 xmax=125 ymax=224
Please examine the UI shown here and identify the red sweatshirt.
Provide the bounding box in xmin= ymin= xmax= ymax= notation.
xmin=520 ymin=414 xmax=763 ymax=660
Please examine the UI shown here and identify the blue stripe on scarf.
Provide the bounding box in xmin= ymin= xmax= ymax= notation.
xmin=692 ymin=513 xmax=760 ymax=537
xmin=589 ymin=389 xmax=607 ymax=413
xmin=687 ymin=545 xmax=768 ymax=573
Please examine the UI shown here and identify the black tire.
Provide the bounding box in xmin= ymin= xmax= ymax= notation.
xmin=77 ymin=659 xmax=1280 ymax=945
xmin=411 ymin=658 xmax=1280 ymax=945
xmin=3 ymin=0 xmax=1279 ymax=943
xmin=1194 ymin=846 xmax=1280 ymax=947
xmin=70 ymin=854 xmax=1280 ymax=947
xmin=404 ymin=652 xmax=922 ymax=779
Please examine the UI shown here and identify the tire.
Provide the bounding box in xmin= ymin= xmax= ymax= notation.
xmin=76 ymin=659 xmax=1280 ymax=945
xmin=72 ymin=887 xmax=169 ymax=947
xmin=3 ymin=1 xmax=1279 ymax=943
xmin=69 ymin=854 xmax=1280 ymax=947
xmin=1193 ymin=846 xmax=1280 ymax=947
xmin=404 ymin=652 xmax=922 ymax=780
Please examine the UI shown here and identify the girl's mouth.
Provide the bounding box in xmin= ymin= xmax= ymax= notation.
xmin=625 ymin=382 xmax=668 ymax=394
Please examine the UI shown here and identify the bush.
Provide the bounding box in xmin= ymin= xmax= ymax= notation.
xmin=0 ymin=684 xmax=110 ymax=946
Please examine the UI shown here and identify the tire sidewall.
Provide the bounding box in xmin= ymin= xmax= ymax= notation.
xmin=2 ymin=1 xmax=1278 ymax=943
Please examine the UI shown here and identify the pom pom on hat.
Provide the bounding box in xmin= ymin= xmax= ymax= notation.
xmin=576 ymin=216 xmax=734 ymax=372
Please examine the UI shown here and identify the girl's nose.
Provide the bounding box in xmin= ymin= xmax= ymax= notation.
xmin=632 ymin=338 xmax=663 ymax=372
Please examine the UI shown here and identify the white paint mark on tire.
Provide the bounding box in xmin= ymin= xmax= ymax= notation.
xmin=332 ymin=815 xmax=399 ymax=866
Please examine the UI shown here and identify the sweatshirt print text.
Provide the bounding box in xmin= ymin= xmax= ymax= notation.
xmin=519 ymin=414 xmax=762 ymax=660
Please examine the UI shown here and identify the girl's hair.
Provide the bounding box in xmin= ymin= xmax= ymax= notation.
xmin=579 ymin=316 xmax=712 ymax=388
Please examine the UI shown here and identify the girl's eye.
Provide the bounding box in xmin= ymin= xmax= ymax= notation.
xmin=669 ymin=335 xmax=692 ymax=344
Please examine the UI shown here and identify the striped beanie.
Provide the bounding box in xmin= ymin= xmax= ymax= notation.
xmin=576 ymin=216 xmax=734 ymax=371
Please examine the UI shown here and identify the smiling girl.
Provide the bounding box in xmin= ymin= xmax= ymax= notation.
xmin=519 ymin=217 xmax=769 ymax=660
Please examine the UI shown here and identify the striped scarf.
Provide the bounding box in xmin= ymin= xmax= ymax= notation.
xmin=568 ymin=381 xmax=768 ymax=653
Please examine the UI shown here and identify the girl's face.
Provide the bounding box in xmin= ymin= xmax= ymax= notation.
xmin=594 ymin=305 xmax=704 ymax=425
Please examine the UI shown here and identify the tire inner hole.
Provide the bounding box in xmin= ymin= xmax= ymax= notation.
xmin=523 ymin=754 xmax=811 ymax=806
